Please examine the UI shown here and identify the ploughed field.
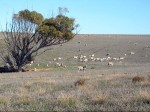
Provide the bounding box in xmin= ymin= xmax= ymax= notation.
xmin=0 ymin=34 xmax=150 ymax=111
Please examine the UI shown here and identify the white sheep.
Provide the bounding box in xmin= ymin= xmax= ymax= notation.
xmin=58 ymin=57 xmax=62 ymax=60
xmin=106 ymin=57 xmax=112 ymax=61
xmin=34 ymin=68 xmax=37 ymax=71
xmin=91 ymin=54 xmax=95 ymax=57
xmin=74 ymin=56 xmax=78 ymax=59
xmin=108 ymin=62 xmax=114 ymax=66
xmin=78 ymin=65 xmax=87 ymax=71
xmin=130 ymin=52 xmax=135 ymax=55
xmin=53 ymin=58 xmax=57 ymax=61
xmin=83 ymin=58 xmax=88 ymax=62
xmin=119 ymin=57 xmax=125 ymax=60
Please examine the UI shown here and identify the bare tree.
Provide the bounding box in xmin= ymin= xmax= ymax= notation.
xmin=1 ymin=9 xmax=78 ymax=72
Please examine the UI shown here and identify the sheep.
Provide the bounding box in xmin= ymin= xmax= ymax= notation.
xmin=56 ymin=62 xmax=62 ymax=67
xmin=78 ymin=65 xmax=87 ymax=71
xmin=30 ymin=61 xmax=34 ymax=64
xmin=58 ymin=57 xmax=62 ymax=60
xmin=90 ymin=57 xmax=95 ymax=60
xmin=34 ymin=68 xmax=37 ymax=71
xmin=106 ymin=57 xmax=112 ymax=61
xmin=53 ymin=58 xmax=57 ymax=61
xmin=91 ymin=54 xmax=95 ymax=57
xmin=108 ymin=62 xmax=114 ymax=66
xmin=130 ymin=52 xmax=135 ymax=55
xmin=74 ymin=56 xmax=78 ymax=59
xmin=95 ymin=58 xmax=100 ymax=61
xmin=119 ymin=57 xmax=125 ymax=60
xmin=83 ymin=58 xmax=88 ymax=62
xmin=83 ymin=55 xmax=87 ymax=58
xmin=56 ymin=62 xmax=65 ymax=67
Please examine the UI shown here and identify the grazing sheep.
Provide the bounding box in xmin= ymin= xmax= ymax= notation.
xmin=74 ymin=56 xmax=78 ymax=59
xmin=56 ymin=62 xmax=65 ymax=67
xmin=132 ymin=76 xmax=144 ymax=83
xmin=106 ymin=57 xmax=112 ymax=61
xmin=78 ymin=65 xmax=87 ymax=71
xmin=74 ymin=79 xmax=87 ymax=86
xmin=130 ymin=52 xmax=135 ymax=55
xmin=90 ymin=57 xmax=95 ymax=60
xmin=95 ymin=58 xmax=100 ymax=61
xmin=119 ymin=57 xmax=125 ymax=60
xmin=30 ymin=61 xmax=34 ymax=64
xmin=91 ymin=54 xmax=95 ymax=57
xmin=56 ymin=62 xmax=62 ymax=67
xmin=108 ymin=62 xmax=114 ymax=66
xmin=83 ymin=58 xmax=88 ymax=62
xmin=34 ymin=68 xmax=37 ymax=71
xmin=58 ymin=57 xmax=62 ymax=60
xmin=53 ymin=58 xmax=57 ymax=61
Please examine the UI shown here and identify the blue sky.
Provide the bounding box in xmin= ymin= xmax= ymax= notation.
xmin=0 ymin=0 xmax=150 ymax=34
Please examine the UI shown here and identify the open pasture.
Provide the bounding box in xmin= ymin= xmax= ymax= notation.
xmin=0 ymin=34 xmax=150 ymax=111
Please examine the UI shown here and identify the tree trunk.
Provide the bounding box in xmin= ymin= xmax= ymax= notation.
xmin=16 ymin=65 xmax=24 ymax=72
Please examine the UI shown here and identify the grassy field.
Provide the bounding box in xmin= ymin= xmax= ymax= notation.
xmin=0 ymin=70 xmax=149 ymax=111
xmin=0 ymin=34 xmax=150 ymax=111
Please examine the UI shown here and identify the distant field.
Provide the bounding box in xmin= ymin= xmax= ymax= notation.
xmin=0 ymin=34 xmax=150 ymax=111
xmin=1 ymin=34 xmax=150 ymax=70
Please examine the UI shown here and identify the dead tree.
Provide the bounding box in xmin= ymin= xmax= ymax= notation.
xmin=1 ymin=9 xmax=78 ymax=72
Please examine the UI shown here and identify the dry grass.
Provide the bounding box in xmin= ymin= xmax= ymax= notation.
xmin=57 ymin=92 xmax=77 ymax=107
xmin=13 ymin=94 xmax=35 ymax=106
xmin=103 ymin=73 xmax=128 ymax=81
xmin=132 ymin=90 xmax=150 ymax=104
xmin=90 ymin=93 xmax=109 ymax=105
xmin=0 ymin=96 xmax=10 ymax=105
xmin=0 ymin=71 xmax=149 ymax=111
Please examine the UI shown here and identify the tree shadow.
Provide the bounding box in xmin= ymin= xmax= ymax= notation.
xmin=0 ymin=66 xmax=17 ymax=73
